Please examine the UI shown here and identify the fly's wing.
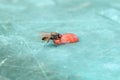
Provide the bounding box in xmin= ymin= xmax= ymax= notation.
xmin=40 ymin=32 xmax=51 ymax=37
xmin=39 ymin=32 xmax=51 ymax=41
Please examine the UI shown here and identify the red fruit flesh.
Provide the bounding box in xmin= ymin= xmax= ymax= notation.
xmin=53 ymin=33 xmax=79 ymax=45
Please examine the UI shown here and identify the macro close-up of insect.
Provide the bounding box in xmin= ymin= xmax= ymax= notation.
xmin=40 ymin=32 xmax=62 ymax=43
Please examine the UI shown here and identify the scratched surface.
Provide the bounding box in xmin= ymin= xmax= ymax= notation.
xmin=0 ymin=0 xmax=120 ymax=80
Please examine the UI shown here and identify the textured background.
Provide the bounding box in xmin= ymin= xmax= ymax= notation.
xmin=0 ymin=0 xmax=120 ymax=80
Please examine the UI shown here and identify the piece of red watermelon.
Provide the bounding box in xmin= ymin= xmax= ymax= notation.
xmin=53 ymin=33 xmax=79 ymax=45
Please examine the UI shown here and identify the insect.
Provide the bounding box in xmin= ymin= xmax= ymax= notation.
xmin=40 ymin=32 xmax=62 ymax=43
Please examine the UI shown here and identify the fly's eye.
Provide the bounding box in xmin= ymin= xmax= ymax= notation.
xmin=58 ymin=34 xmax=62 ymax=38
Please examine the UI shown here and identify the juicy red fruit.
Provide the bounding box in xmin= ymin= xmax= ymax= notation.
xmin=53 ymin=33 xmax=79 ymax=45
